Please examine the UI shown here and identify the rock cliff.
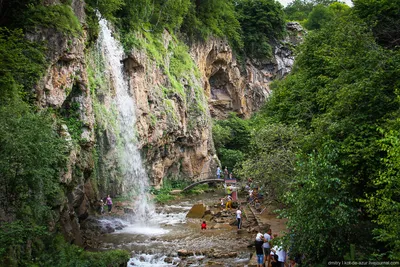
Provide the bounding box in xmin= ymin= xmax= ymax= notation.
xmin=29 ymin=0 xmax=303 ymax=245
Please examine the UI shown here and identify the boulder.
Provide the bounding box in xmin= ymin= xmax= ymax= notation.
xmin=186 ymin=203 xmax=207 ymax=218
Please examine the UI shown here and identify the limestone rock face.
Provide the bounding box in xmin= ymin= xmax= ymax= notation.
xmin=121 ymin=33 xmax=217 ymax=188
xmin=191 ymin=22 xmax=304 ymax=119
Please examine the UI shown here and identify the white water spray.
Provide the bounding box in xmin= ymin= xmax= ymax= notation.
xmin=97 ymin=17 xmax=154 ymax=222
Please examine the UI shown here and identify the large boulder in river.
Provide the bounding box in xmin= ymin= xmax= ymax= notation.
xmin=186 ymin=203 xmax=207 ymax=218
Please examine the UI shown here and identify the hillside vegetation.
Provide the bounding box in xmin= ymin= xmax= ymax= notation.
xmin=214 ymin=0 xmax=400 ymax=263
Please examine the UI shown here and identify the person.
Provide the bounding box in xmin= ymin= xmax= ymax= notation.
xmin=263 ymin=228 xmax=272 ymax=267
xmin=220 ymin=198 xmax=224 ymax=210
xmin=229 ymin=172 xmax=234 ymax=180
xmin=271 ymin=243 xmax=287 ymax=267
xmin=201 ymin=221 xmax=207 ymax=230
xmin=255 ymin=199 xmax=261 ymax=211
xmin=236 ymin=207 xmax=242 ymax=229
xmin=270 ymin=251 xmax=279 ymax=267
xmin=255 ymin=233 xmax=265 ymax=267
xmin=225 ymin=195 xmax=232 ymax=210
xmin=106 ymin=195 xmax=113 ymax=213
xmin=224 ymin=167 xmax=229 ymax=180
xmin=226 ymin=185 xmax=232 ymax=196
xmin=216 ymin=166 xmax=222 ymax=179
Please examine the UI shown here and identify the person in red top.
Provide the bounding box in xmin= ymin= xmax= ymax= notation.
xmin=201 ymin=221 xmax=207 ymax=230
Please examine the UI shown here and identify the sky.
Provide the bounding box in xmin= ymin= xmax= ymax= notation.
xmin=277 ymin=0 xmax=353 ymax=7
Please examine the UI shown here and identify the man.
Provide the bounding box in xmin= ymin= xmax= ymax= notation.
xmin=255 ymin=233 xmax=265 ymax=267
xmin=225 ymin=194 xmax=232 ymax=210
xmin=216 ymin=166 xmax=222 ymax=179
xmin=236 ymin=207 xmax=242 ymax=229
xmin=263 ymin=228 xmax=272 ymax=266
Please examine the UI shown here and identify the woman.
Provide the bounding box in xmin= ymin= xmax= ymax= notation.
xmin=106 ymin=195 xmax=113 ymax=213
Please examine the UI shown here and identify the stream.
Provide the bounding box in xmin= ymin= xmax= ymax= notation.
xmin=96 ymin=191 xmax=255 ymax=266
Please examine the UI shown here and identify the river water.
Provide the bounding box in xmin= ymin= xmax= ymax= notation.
xmin=97 ymin=191 xmax=254 ymax=266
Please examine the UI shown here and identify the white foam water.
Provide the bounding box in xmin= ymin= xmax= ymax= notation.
xmin=97 ymin=16 xmax=155 ymax=222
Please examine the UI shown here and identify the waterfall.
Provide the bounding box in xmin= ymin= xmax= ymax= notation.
xmin=97 ymin=17 xmax=154 ymax=222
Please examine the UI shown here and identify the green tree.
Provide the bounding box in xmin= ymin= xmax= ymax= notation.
xmin=237 ymin=0 xmax=286 ymax=59
xmin=212 ymin=113 xmax=251 ymax=171
xmin=282 ymin=145 xmax=361 ymax=263
xmin=264 ymin=12 xmax=400 ymax=262
xmin=238 ymin=123 xmax=304 ymax=201
xmin=304 ymin=4 xmax=334 ymax=30
xmin=181 ymin=0 xmax=242 ymax=49
xmin=367 ymin=128 xmax=400 ymax=260
xmin=353 ymin=0 xmax=400 ymax=48
xmin=284 ymin=0 xmax=314 ymax=22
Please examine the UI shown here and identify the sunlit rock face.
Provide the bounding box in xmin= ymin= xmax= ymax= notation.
xmin=191 ymin=22 xmax=304 ymax=120
xmin=121 ymin=32 xmax=217 ymax=189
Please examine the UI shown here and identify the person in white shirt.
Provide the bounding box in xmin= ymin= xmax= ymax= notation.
xmin=263 ymin=228 xmax=272 ymax=266
xmin=271 ymin=243 xmax=287 ymax=267
xmin=236 ymin=207 xmax=242 ymax=229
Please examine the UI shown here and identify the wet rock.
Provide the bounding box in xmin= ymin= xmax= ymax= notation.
xmin=177 ymin=249 xmax=192 ymax=257
xmin=186 ymin=203 xmax=206 ymax=218
xmin=203 ymin=214 xmax=213 ymax=221
xmin=164 ymin=257 xmax=174 ymax=263
xmin=124 ymin=207 xmax=135 ymax=214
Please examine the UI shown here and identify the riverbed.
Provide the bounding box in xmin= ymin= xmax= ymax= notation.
xmin=96 ymin=190 xmax=257 ymax=266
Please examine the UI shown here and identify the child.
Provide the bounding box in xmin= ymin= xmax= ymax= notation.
xmin=201 ymin=221 xmax=207 ymax=230
xmin=220 ymin=198 xmax=224 ymax=209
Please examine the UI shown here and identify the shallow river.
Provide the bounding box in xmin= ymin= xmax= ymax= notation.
xmin=97 ymin=191 xmax=255 ymax=266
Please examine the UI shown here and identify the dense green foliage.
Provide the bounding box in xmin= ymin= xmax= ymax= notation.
xmin=353 ymin=0 xmax=400 ymax=48
xmin=366 ymin=128 xmax=400 ymax=260
xmin=265 ymin=12 xmax=400 ymax=261
xmin=284 ymin=0 xmax=351 ymax=30
xmin=212 ymin=113 xmax=251 ymax=171
xmin=0 ymin=224 xmax=130 ymax=266
xmin=0 ymin=28 xmax=46 ymax=103
xmin=237 ymin=0 xmax=286 ymax=59
xmin=211 ymin=1 xmax=400 ymax=262
xmin=238 ymin=123 xmax=304 ymax=201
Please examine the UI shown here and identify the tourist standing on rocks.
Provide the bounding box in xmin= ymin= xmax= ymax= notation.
xmin=106 ymin=195 xmax=113 ymax=213
xmin=225 ymin=195 xmax=232 ymax=210
xmin=220 ymin=198 xmax=224 ymax=210
xmin=224 ymin=166 xmax=229 ymax=180
xmin=255 ymin=233 xmax=265 ymax=267
xmin=216 ymin=166 xmax=222 ymax=179
xmin=236 ymin=207 xmax=242 ymax=229
xmin=263 ymin=228 xmax=272 ymax=267
xmin=201 ymin=221 xmax=207 ymax=230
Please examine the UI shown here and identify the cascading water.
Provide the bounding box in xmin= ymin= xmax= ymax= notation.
xmin=97 ymin=17 xmax=154 ymax=223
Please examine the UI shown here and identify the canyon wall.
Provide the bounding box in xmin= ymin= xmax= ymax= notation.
xmin=29 ymin=0 xmax=303 ymax=245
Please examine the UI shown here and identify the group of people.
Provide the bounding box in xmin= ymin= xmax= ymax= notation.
xmin=254 ymin=228 xmax=288 ymax=267
xmin=216 ymin=166 xmax=234 ymax=180
xmin=99 ymin=195 xmax=113 ymax=214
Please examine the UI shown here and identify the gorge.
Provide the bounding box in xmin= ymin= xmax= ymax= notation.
xmin=4 ymin=0 xmax=397 ymax=265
